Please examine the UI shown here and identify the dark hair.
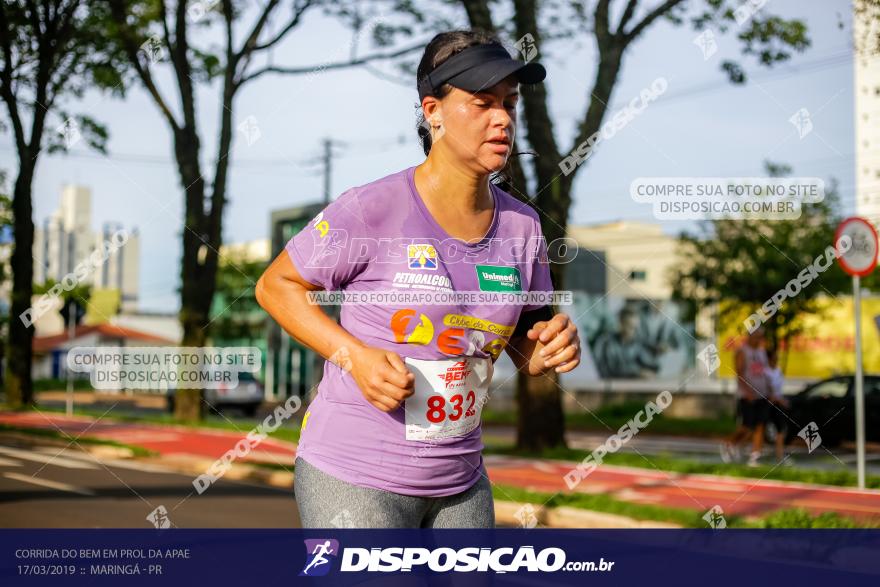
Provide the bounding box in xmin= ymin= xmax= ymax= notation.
xmin=415 ymin=30 xmax=527 ymax=188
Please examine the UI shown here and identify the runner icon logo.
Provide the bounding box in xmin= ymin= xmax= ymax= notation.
xmin=300 ymin=539 xmax=339 ymax=577
xmin=798 ymin=422 xmax=822 ymax=453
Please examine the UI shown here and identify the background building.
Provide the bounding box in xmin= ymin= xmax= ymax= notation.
xmin=33 ymin=185 xmax=140 ymax=313
xmin=207 ymin=238 xmax=272 ymax=398
xmin=568 ymin=221 xmax=679 ymax=299
xmin=220 ymin=239 xmax=270 ymax=263
xmin=264 ymin=202 xmax=325 ymax=401
xmin=855 ymin=5 xmax=880 ymax=225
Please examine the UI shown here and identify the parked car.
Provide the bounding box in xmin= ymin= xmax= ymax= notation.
xmin=783 ymin=375 xmax=880 ymax=447
xmin=166 ymin=371 xmax=264 ymax=417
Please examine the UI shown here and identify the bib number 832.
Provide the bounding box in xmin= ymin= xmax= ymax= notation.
xmin=426 ymin=390 xmax=477 ymax=423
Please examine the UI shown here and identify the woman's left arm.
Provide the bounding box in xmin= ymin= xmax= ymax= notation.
xmin=505 ymin=313 xmax=581 ymax=376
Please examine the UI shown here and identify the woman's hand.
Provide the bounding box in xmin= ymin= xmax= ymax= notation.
xmin=348 ymin=346 xmax=415 ymax=412
xmin=526 ymin=313 xmax=581 ymax=375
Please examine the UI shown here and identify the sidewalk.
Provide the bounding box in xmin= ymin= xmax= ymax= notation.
xmin=3 ymin=410 xmax=880 ymax=526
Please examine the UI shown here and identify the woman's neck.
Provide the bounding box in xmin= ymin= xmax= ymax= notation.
xmin=416 ymin=150 xmax=493 ymax=213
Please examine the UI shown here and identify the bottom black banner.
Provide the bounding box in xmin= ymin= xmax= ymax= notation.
xmin=1 ymin=529 xmax=878 ymax=586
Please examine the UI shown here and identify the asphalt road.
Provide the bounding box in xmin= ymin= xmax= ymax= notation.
xmin=0 ymin=439 xmax=300 ymax=528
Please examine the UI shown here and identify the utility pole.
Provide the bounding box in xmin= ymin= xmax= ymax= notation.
xmin=312 ymin=137 xmax=345 ymax=205
xmin=322 ymin=138 xmax=332 ymax=205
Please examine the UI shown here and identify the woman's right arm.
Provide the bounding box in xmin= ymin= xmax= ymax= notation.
xmin=255 ymin=251 xmax=414 ymax=412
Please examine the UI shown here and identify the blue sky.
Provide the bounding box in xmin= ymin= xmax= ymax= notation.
xmin=0 ymin=0 xmax=856 ymax=312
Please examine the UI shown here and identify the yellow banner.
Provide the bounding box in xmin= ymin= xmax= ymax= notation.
xmin=717 ymin=297 xmax=880 ymax=378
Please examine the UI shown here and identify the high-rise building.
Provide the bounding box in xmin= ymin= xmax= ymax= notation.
xmin=33 ymin=185 xmax=140 ymax=313
xmin=855 ymin=5 xmax=880 ymax=223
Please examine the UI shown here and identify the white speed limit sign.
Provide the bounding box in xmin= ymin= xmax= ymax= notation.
xmin=835 ymin=217 xmax=878 ymax=277
xmin=834 ymin=217 xmax=877 ymax=490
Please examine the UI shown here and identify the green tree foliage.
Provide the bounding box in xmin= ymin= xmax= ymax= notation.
xmin=671 ymin=162 xmax=859 ymax=358
xmin=0 ymin=0 xmax=122 ymax=407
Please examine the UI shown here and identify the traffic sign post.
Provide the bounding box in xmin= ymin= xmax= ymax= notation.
xmin=835 ymin=217 xmax=879 ymax=490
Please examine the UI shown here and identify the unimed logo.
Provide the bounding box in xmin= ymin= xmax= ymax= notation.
xmin=475 ymin=265 xmax=522 ymax=292
xmin=300 ymin=539 xmax=339 ymax=576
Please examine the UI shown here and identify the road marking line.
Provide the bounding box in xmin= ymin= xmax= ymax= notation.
xmin=3 ymin=472 xmax=95 ymax=496
xmin=0 ymin=446 xmax=99 ymax=470
xmin=0 ymin=457 xmax=22 ymax=467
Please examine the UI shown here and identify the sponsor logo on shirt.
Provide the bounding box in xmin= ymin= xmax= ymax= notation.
xmin=311 ymin=211 xmax=330 ymax=238
xmin=475 ymin=265 xmax=522 ymax=292
xmin=407 ymin=243 xmax=438 ymax=270
xmin=482 ymin=337 xmax=507 ymax=360
xmin=387 ymin=310 xmax=510 ymax=359
xmin=437 ymin=328 xmax=467 ymax=355
xmin=390 ymin=309 xmax=434 ymax=345
xmin=392 ymin=272 xmax=453 ymax=291
xmin=443 ymin=313 xmax=515 ymax=337
xmin=437 ymin=360 xmax=471 ymax=389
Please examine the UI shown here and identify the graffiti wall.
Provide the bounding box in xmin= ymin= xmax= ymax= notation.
xmin=571 ymin=293 xmax=696 ymax=380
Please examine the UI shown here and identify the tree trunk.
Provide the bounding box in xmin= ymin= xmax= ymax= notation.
xmin=514 ymin=43 xmax=623 ymax=449
xmin=516 ymin=369 xmax=565 ymax=451
xmin=173 ymin=128 xmax=216 ymax=421
xmin=460 ymin=0 xmax=578 ymax=450
xmin=5 ymin=162 xmax=35 ymax=408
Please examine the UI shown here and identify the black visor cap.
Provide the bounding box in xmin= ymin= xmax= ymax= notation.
xmin=418 ymin=43 xmax=546 ymax=101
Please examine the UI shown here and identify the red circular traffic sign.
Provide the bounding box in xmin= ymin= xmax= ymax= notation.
xmin=835 ymin=217 xmax=878 ymax=277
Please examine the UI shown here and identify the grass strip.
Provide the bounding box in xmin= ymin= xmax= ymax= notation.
xmin=493 ymin=484 xmax=878 ymax=528
xmin=0 ymin=422 xmax=157 ymax=457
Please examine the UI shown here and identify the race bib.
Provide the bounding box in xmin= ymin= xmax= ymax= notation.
xmin=403 ymin=357 xmax=493 ymax=441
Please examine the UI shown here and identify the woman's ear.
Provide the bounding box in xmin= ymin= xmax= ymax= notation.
xmin=422 ymin=96 xmax=441 ymax=126
xmin=422 ymin=97 xmax=445 ymax=141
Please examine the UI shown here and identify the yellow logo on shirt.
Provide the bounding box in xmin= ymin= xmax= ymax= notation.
xmin=390 ymin=309 xmax=434 ymax=345
xmin=300 ymin=410 xmax=311 ymax=433
xmin=312 ymin=212 xmax=330 ymax=238
xmin=482 ymin=338 xmax=508 ymax=360
xmin=443 ymin=313 xmax=515 ymax=337
xmin=407 ymin=244 xmax=438 ymax=270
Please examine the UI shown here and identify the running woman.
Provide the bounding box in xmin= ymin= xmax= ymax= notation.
xmin=257 ymin=30 xmax=582 ymax=528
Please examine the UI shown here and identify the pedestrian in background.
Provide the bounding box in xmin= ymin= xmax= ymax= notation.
xmin=721 ymin=327 xmax=769 ymax=466
xmin=765 ymin=348 xmax=793 ymax=465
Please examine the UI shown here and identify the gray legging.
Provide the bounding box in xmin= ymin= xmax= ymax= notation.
xmin=294 ymin=457 xmax=495 ymax=528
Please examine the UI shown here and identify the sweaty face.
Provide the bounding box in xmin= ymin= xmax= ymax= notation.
xmin=426 ymin=75 xmax=519 ymax=173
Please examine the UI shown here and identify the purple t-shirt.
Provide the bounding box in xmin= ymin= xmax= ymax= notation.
xmin=285 ymin=164 xmax=553 ymax=497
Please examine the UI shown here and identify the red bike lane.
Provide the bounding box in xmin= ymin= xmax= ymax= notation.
xmin=3 ymin=411 xmax=880 ymax=524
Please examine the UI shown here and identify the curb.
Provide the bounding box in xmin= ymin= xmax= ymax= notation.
xmin=493 ymin=500 xmax=681 ymax=528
